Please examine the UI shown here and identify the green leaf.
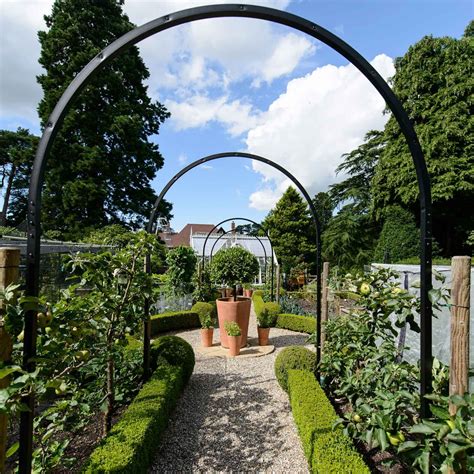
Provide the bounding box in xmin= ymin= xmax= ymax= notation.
xmin=0 ymin=366 xmax=23 ymax=379
xmin=398 ymin=440 xmax=418 ymax=453
xmin=410 ymin=423 xmax=436 ymax=434
xmin=6 ymin=441 xmax=19 ymax=458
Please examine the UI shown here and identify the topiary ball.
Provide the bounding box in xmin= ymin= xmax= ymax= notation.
xmin=275 ymin=346 xmax=317 ymax=392
xmin=151 ymin=335 xmax=195 ymax=382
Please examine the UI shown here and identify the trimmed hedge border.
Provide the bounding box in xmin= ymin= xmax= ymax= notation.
xmin=252 ymin=293 xmax=265 ymax=317
xmin=276 ymin=313 xmax=315 ymax=334
xmin=84 ymin=337 xmax=195 ymax=473
xmin=150 ymin=310 xmax=200 ymax=336
xmin=287 ymin=369 xmax=369 ymax=473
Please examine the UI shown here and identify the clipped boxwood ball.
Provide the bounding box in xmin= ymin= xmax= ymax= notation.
xmin=275 ymin=346 xmax=317 ymax=392
xmin=151 ymin=335 xmax=195 ymax=382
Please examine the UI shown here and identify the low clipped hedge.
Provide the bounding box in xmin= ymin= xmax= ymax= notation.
xmin=150 ymin=310 xmax=200 ymax=335
xmin=252 ymin=292 xmax=265 ymax=317
xmin=287 ymin=369 xmax=369 ymax=473
xmin=274 ymin=346 xmax=317 ymax=392
xmin=276 ymin=313 xmax=316 ymax=334
xmin=85 ymin=336 xmax=195 ymax=473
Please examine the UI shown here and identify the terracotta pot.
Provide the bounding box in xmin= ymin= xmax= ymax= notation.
xmin=216 ymin=297 xmax=251 ymax=348
xmin=258 ymin=327 xmax=270 ymax=346
xmin=297 ymin=274 xmax=305 ymax=285
xmin=224 ymin=288 xmax=234 ymax=298
xmin=227 ymin=335 xmax=241 ymax=357
xmin=200 ymin=328 xmax=214 ymax=347
xmin=243 ymin=289 xmax=253 ymax=297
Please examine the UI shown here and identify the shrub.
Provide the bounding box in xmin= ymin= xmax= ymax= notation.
xmin=150 ymin=310 xmax=200 ymax=335
xmin=166 ymin=246 xmax=197 ymax=296
xmin=274 ymin=346 xmax=316 ymax=392
xmin=287 ymin=370 xmax=369 ymax=473
xmin=224 ymin=321 xmax=241 ymax=336
xmin=191 ymin=302 xmax=216 ymax=329
xmin=276 ymin=313 xmax=316 ymax=334
xmin=257 ymin=302 xmax=280 ymax=328
xmin=150 ymin=335 xmax=195 ymax=382
xmin=253 ymin=289 xmax=264 ymax=297
xmin=84 ymin=363 xmax=185 ymax=473
xmin=252 ymin=292 xmax=265 ymax=318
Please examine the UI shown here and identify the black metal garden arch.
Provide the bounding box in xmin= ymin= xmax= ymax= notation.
xmin=198 ymin=217 xmax=278 ymax=300
xmin=21 ymin=4 xmax=433 ymax=471
xmin=144 ymin=151 xmax=322 ymax=378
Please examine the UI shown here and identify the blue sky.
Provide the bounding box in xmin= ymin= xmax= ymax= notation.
xmin=0 ymin=0 xmax=471 ymax=233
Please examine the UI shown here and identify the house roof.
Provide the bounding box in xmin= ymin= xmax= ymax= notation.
xmin=159 ymin=224 xmax=220 ymax=248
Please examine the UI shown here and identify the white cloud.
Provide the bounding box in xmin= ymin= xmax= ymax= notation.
xmin=165 ymin=94 xmax=262 ymax=136
xmin=200 ymin=164 xmax=213 ymax=170
xmin=178 ymin=153 xmax=188 ymax=164
xmin=246 ymin=54 xmax=396 ymax=210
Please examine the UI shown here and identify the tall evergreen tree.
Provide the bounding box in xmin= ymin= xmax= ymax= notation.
xmin=261 ymin=186 xmax=317 ymax=274
xmin=37 ymin=0 xmax=171 ymax=239
xmin=0 ymin=128 xmax=38 ymax=227
xmin=372 ymin=24 xmax=473 ymax=255
xmin=312 ymin=191 xmax=335 ymax=233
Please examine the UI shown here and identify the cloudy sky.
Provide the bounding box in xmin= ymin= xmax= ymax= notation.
xmin=0 ymin=0 xmax=471 ymax=232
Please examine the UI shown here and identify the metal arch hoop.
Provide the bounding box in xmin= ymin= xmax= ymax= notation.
xmin=208 ymin=228 xmax=268 ymax=279
xmin=197 ymin=216 xmax=278 ymax=301
xmin=22 ymin=4 xmax=433 ymax=471
xmin=145 ymin=152 xmax=322 ymax=369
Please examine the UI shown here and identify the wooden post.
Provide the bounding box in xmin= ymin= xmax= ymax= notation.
xmin=449 ymin=256 xmax=471 ymax=416
xmin=275 ymin=265 xmax=281 ymax=303
xmin=320 ymin=262 xmax=330 ymax=354
xmin=0 ymin=247 xmax=20 ymax=473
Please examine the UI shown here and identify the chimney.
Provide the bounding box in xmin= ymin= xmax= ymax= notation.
xmin=231 ymin=221 xmax=236 ymax=234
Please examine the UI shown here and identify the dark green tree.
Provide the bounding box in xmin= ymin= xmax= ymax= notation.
xmin=261 ymin=186 xmax=316 ymax=274
xmin=37 ymin=0 xmax=171 ymax=239
xmin=372 ymin=25 xmax=473 ymax=255
xmin=373 ymin=206 xmax=420 ymax=263
xmin=166 ymin=246 xmax=198 ymax=296
xmin=0 ymin=128 xmax=38 ymax=227
xmin=312 ymin=191 xmax=335 ymax=232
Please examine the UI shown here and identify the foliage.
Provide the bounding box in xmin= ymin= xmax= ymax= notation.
xmin=321 ymin=268 xmax=451 ymax=459
xmin=398 ymin=393 xmax=474 ymax=473
xmin=257 ymin=302 xmax=280 ymax=328
xmin=372 ymin=26 xmax=474 ymax=255
xmin=150 ymin=310 xmax=200 ymax=336
xmin=209 ymin=246 xmax=259 ymax=292
xmin=224 ymin=321 xmax=241 ymax=337
xmin=373 ymin=205 xmax=420 ymax=263
xmin=1 ymin=232 xmax=160 ymax=470
xmin=275 ymin=313 xmax=316 ymax=334
xmin=274 ymin=346 xmax=316 ymax=392
xmin=252 ymin=293 xmax=265 ymax=318
xmin=312 ymin=191 xmax=335 ymax=233
xmin=0 ymin=128 xmax=38 ymax=226
xmin=84 ymin=361 xmax=186 ymax=473
xmin=37 ymin=0 xmax=171 ymax=239
xmin=191 ymin=302 xmax=216 ymax=329
xmin=278 ymin=295 xmax=311 ymax=316
xmin=262 ymin=187 xmax=316 ymax=274
xmin=165 ymin=246 xmax=197 ymax=296
xmin=287 ymin=369 xmax=370 ymax=473
xmin=149 ymin=336 xmax=195 ymax=383
xmin=192 ymin=265 xmax=218 ymax=303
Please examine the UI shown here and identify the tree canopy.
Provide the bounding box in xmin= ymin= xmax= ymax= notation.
xmin=261 ymin=186 xmax=317 ymax=274
xmin=37 ymin=0 xmax=171 ymax=239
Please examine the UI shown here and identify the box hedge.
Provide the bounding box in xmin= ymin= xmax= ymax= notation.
xmin=252 ymin=292 xmax=265 ymax=317
xmin=150 ymin=310 xmax=200 ymax=335
xmin=274 ymin=346 xmax=316 ymax=392
xmin=276 ymin=313 xmax=315 ymax=334
xmin=84 ymin=336 xmax=195 ymax=473
xmin=287 ymin=369 xmax=369 ymax=474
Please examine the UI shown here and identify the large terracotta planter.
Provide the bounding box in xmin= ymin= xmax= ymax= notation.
xmin=200 ymin=328 xmax=214 ymax=347
xmin=257 ymin=327 xmax=270 ymax=346
xmin=216 ymin=297 xmax=251 ymax=348
xmin=227 ymin=335 xmax=241 ymax=357
xmin=243 ymin=289 xmax=253 ymax=298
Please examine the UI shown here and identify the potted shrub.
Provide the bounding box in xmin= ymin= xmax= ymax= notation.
xmin=257 ymin=302 xmax=280 ymax=345
xmin=224 ymin=321 xmax=242 ymax=356
xmin=192 ymin=302 xmax=216 ymax=347
xmin=243 ymin=283 xmax=253 ymax=298
xmin=209 ymin=246 xmax=259 ymax=348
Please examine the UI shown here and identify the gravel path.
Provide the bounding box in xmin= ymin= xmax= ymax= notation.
xmin=149 ymin=305 xmax=311 ymax=473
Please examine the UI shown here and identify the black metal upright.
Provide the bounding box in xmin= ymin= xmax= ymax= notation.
xmin=22 ymin=4 xmax=432 ymax=471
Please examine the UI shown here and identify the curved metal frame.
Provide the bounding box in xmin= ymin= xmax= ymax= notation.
xmin=198 ymin=217 xmax=278 ymax=300
xmin=22 ymin=4 xmax=433 ymax=470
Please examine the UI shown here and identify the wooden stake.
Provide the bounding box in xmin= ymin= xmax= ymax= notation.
xmin=449 ymin=256 xmax=471 ymax=416
xmin=320 ymin=262 xmax=330 ymax=354
xmin=0 ymin=247 xmax=20 ymax=473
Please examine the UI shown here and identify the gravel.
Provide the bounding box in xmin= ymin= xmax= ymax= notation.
xmin=149 ymin=305 xmax=311 ymax=473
